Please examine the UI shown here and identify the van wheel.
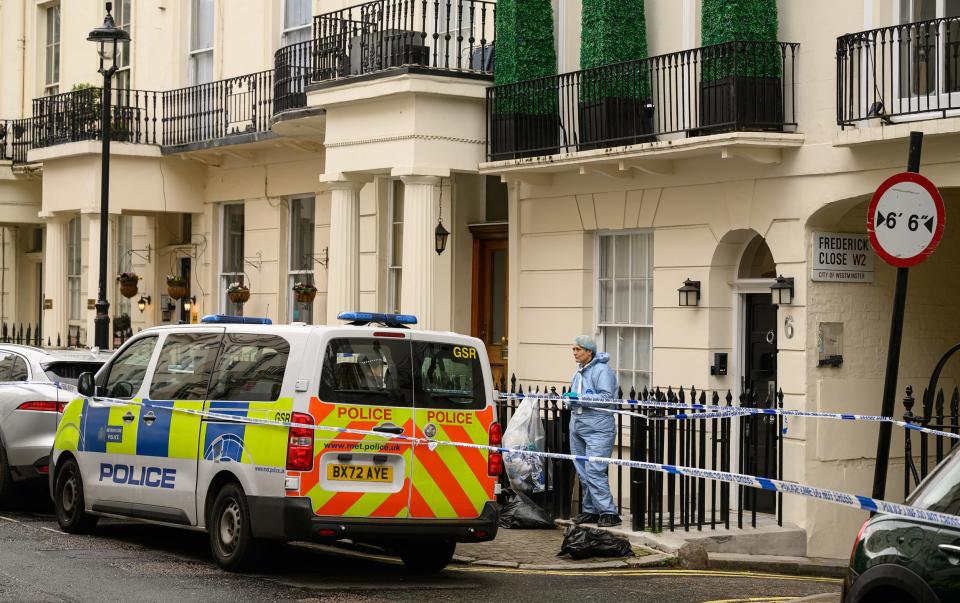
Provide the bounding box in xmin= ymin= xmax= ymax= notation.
xmin=54 ymin=458 xmax=98 ymax=533
xmin=0 ymin=445 xmax=16 ymax=508
xmin=209 ymin=482 xmax=258 ymax=572
xmin=398 ymin=540 xmax=456 ymax=573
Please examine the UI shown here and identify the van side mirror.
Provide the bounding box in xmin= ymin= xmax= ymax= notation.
xmin=77 ymin=372 xmax=95 ymax=397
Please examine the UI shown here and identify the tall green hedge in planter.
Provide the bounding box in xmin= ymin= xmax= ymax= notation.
xmin=578 ymin=0 xmax=653 ymax=149
xmin=490 ymin=0 xmax=559 ymax=160
xmin=699 ymin=0 xmax=783 ymax=132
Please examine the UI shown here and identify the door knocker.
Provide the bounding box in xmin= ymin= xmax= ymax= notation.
xmin=765 ymin=330 xmax=776 ymax=344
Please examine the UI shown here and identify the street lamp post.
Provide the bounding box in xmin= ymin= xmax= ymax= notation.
xmin=88 ymin=2 xmax=129 ymax=349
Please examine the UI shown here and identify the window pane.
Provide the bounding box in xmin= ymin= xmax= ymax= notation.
xmin=391 ymin=224 xmax=403 ymax=265
xmin=414 ymin=341 xmax=486 ymax=409
xmin=908 ymin=448 xmax=960 ymax=515
xmin=222 ymin=204 xmax=244 ymax=272
xmin=284 ymin=0 xmax=311 ymax=28
xmin=104 ymin=336 xmax=158 ymax=399
xmin=209 ymin=334 xmax=290 ymax=401
xmin=318 ymin=338 xmax=413 ymax=407
xmin=190 ymin=50 xmax=214 ymax=85
xmin=603 ymin=327 xmax=618 ymax=368
xmin=619 ymin=328 xmax=634 ymax=373
xmin=599 ymin=279 xmax=613 ymax=323
xmin=615 ymin=280 xmax=629 ymax=323
xmin=614 ymin=235 xmax=629 ymax=278
xmin=631 ymin=234 xmax=648 ymax=277
xmin=630 ymin=279 xmax=644 ymax=324
xmin=191 ymin=0 xmax=214 ymax=50
xmin=599 ymin=235 xmax=612 ymax=278
xmin=636 ymin=328 xmax=652 ymax=372
xmin=948 ymin=0 xmax=960 ymax=18
xmin=290 ymin=197 xmax=315 ymax=271
xmin=149 ymin=333 xmax=221 ymax=400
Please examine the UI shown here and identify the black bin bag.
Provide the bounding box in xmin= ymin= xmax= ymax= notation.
xmin=557 ymin=524 xmax=634 ymax=560
xmin=497 ymin=488 xmax=555 ymax=529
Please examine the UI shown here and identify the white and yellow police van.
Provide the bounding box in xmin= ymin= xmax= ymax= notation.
xmin=50 ymin=312 xmax=501 ymax=572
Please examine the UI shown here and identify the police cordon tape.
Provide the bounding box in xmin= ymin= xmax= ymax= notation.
xmin=501 ymin=393 xmax=960 ymax=440
xmin=79 ymin=396 xmax=960 ymax=530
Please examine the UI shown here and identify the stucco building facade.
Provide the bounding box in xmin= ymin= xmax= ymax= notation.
xmin=2 ymin=0 xmax=960 ymax=559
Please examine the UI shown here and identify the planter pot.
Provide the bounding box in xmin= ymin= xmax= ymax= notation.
xmin=577 ymin=97 xmax=655 ymax=151
xmin=490 ymin=112 xmax=559 ymax=161
xmin=119 ymin=280 xmax=139 ymax=299
xmin=696 ymin=76 xmax=784 ymax=134
xmin=167 ymin=283 xmax=187 ymax=300
xmin=228 ymin=289 xmax=251 ymax=304
xmin=294 ymin=289 xmax=317 ymax=304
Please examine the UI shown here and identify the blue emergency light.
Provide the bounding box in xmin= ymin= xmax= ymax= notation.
xmin=200 ymin=314 xmax=273 ymax=325
xmin=337 ymin=311 xmax=418 ymax=326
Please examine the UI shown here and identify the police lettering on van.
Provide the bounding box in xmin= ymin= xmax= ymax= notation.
xmin=50 ymin=312 xmax=501 ymax=574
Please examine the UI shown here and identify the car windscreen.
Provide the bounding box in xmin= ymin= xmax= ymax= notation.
xmin=43 ymin=362 xmax=105 ymax=386
xmin=907 ymin=448 xmax=960 ymax=515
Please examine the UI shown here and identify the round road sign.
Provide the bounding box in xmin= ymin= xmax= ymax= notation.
xmin=867 ymin=172 xmax=945 ymax=268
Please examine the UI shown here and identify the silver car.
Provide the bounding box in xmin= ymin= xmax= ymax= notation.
xmin=0 ymin=345 xmax=110 ymax=505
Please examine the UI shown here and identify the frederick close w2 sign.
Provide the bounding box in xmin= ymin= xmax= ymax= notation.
xmin=811 ymin=232 xmax=875 ymax=283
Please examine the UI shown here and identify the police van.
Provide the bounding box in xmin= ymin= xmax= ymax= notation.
xmin=50 ymin=312 xmax=501 ymax=572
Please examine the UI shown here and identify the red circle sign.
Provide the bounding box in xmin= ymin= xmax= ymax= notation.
xmin=867 ymin=172 xmax=945 ymax=268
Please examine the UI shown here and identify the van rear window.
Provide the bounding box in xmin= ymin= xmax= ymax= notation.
xmin=413 ymin=342 xmax=485 ymax=410
xmin=317 ymin=338 xmax=486 ymax=410
xmin=318 ymin=338 xmax=413 ymax=407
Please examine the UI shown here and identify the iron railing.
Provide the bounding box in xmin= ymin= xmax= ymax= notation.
xmin=162 ymin=70 xmax=274 ymax=147
xmin=32 ymin=87 xmax=161 ymax=148
xmin=838 ymin=16 xmax=960 ymax=126
xmin=311 ymin=0 xmax=495 ymax=81
xmin=486 ymin=40 xmax=799 ymax=161
xmin=0 ymin=322 xmax=44 ymax=347
xmin=274 ymin=39 xmax=315 ymax=114
xmin=495 ymin=374 xmax=783 ymax=532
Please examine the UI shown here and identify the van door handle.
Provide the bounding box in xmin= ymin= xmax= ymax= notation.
xmin=938 ymin=544 xmax=960 ymax=558
xmin=142 ymin=411 xmax=157 ymax=425
xmin=122 ymin=412 xmax=135 ymax=423
xmin=372 ymin=423 xmax=404 ymax=435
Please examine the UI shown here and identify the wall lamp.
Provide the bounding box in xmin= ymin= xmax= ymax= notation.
xmin=136 ymin=295 xmax=151 ymax=313
xmin=770 ymin=275 xmax=795 ymax=306
xmin=678 ymin=279 xmax=701 ymax=307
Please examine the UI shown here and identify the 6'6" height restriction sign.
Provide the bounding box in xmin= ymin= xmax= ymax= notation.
xmin=867 ymin=171 xmax=945 ymax=268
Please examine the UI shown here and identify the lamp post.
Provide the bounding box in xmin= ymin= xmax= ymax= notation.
xmin=88 ymin=2 xmax=130 ymax=349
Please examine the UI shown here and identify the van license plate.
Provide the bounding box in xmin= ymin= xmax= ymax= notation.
xmin=327 ymin=463 xmax=393 ymax=483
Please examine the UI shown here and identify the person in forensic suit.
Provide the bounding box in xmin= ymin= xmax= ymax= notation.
xmin=564 ymin=335 xmax=621 ymax=527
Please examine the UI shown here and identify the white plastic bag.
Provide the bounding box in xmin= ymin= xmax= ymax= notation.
xmin=502 ymin=398 xmax=546 ymax=493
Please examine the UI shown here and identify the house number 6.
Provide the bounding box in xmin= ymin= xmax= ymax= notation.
xmin=784 ymin=316 xmax=795 ymax=339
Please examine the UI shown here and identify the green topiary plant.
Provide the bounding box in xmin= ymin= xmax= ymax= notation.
xmin=700 ymin=0 xmax=780 ymax=81
xmin=579 ymin=0 xmax=650 ymax=102
xmin=492 ymin=0 xmax=557 ymax=114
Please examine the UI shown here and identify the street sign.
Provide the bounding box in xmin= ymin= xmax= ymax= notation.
xmin=867 ymin=171 xmax=945 ymax=268
xmin=811 ymin=232 xmax=874 ymax=282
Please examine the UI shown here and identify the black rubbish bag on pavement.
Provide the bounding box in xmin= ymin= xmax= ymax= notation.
xmin=557 ymin=524 xmax=635 ymax=560
xmin=497 ymin=488 xmax=555 ymax=529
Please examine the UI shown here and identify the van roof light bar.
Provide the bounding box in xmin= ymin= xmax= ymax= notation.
xmin=336 ymin=311 xmax=418 ymax=328
xmin=200 ymin=314 xmax=273 ymax=325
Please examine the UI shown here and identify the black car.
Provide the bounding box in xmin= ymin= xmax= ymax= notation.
xmin=843 ymin=448 xmax=960 ymax=602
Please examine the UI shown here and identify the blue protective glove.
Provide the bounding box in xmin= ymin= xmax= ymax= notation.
xmin=562 ymin=391 xmax=578 ymax=399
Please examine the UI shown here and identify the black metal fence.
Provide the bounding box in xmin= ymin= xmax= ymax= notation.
xmin=903 ymin=385 xmax=960 ymax=497
xmin=495 ymin=374 xmax=784 ymax=532
xmin=487 ymin=40 xmax=799 ymax=161
xmin=32 ymin=87 xmax=161 ymax=148
xmin=311 ymin=0 xmax=495 ymax=81
xmin=274 ymin=40 xmax=314 ymax=114
xmin=838 ymin=16 xmax=960 ymax=126
xmin=162 ymin=70 xmax=275 ymax=148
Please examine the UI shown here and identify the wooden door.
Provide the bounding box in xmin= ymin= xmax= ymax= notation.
xmin=743 ymin=293 xmax=778 ymax=514
xmin=471 ymin=230 xmax=508 ymax=389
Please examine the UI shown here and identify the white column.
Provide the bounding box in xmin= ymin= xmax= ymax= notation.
xmin=85 ymin=214 xmax=102 ymax=344
xmin=399 ymin=175 xmax=441 ymax=330
xmin=43 ymin=219 xmax=68 ymax=346
xmin=324 ymin=179 xmax=365 ymax=324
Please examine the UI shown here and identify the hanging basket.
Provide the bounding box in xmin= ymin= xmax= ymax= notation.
xmin=118 ymin=276 xmax=139 ymax=299
xmin=166 ymin=284 xmax=186 ymax=300
xmin=228 ymin=288 xmax=250 ymax=304
xmin=294 ymin=289 xmax=317 ymax=304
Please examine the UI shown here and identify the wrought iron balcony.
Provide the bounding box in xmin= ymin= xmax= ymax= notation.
xmin=0 ymin=118 xmax=36 ymax=165
xmin=838 ymin=17 xmax=960 ymax=126
xmin=486 ymin=40 xmax=799 ymax=162
xmin=32 ymin=87 xmax=160 ymax=148
xmin=162 ymin=70 xmax=274 ymax=148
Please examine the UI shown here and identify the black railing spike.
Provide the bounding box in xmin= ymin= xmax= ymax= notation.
xmin=903 ymin=385 xmax=915 ymax=416
xmin=666 ymin=385 xmax=674 ymax=401
xmin=678 ymin=387 xmax=685 ymax=403
xmin=712 ymin=391 xmax=720 ymax=405
xmin=952 ymin=388 xmax=960 ymax=415
xmin=725 ymin=390 xmax=733 ymax=406
xmin=550 ymin=386 xmax=557 ymax=396
xmin=57 ymin=334 xmax=61 ymax=347
xmin=617 ymin=386 xmax=623 ymax=399
xmin=699 ymin=390 xmax=707 ymax=404
xmin=629 ymin=387 xmax=636 ymax=400
xmin=47 ymin=336 xmax=51 ymax=347
xmin=690 ymin=385 xmax=697 ymax=402
xmin=510 ymin=373 xmax=517 ymax=394
xmin=777 ymin=388 xmax=784 ymax=407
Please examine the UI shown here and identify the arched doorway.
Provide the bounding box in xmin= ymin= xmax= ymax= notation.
xmin=736 ymin=234 xmax=778 ymax=515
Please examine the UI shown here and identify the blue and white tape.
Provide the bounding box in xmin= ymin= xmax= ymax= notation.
xmin=75 ymin=397 xmax=960 ymax=531
xmin=502 ymin=393 xmax=960 ymax=440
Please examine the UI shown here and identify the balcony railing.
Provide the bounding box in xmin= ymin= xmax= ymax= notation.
xmin=310 ymin=0 xmax=495 ymax=81
xmin=838 ymin=17 xmax=960 ymax=126
xmin=486 ymin=41 xmax=799 ymax=161
xmin=32 ymin=87 xmax=161 ymax=148
xmin=274 ymin=39 xmax=314 ymax=114
xmin=162 ymin=70 xmax=274 ymax=147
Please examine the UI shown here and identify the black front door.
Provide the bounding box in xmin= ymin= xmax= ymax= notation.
xmin=743 ymin=293 xmax=778 ymax=513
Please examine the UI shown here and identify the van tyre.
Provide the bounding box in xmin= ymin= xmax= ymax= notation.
xmin=398 ymin=540 xmax=456 ymax=573
xmin=209 ymin=482 xmax=258 ymax=572
xmin=0 ymin=445 xmax=16 ymax=508
xmin=54 ymin=458 xmax=98 ymax=533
